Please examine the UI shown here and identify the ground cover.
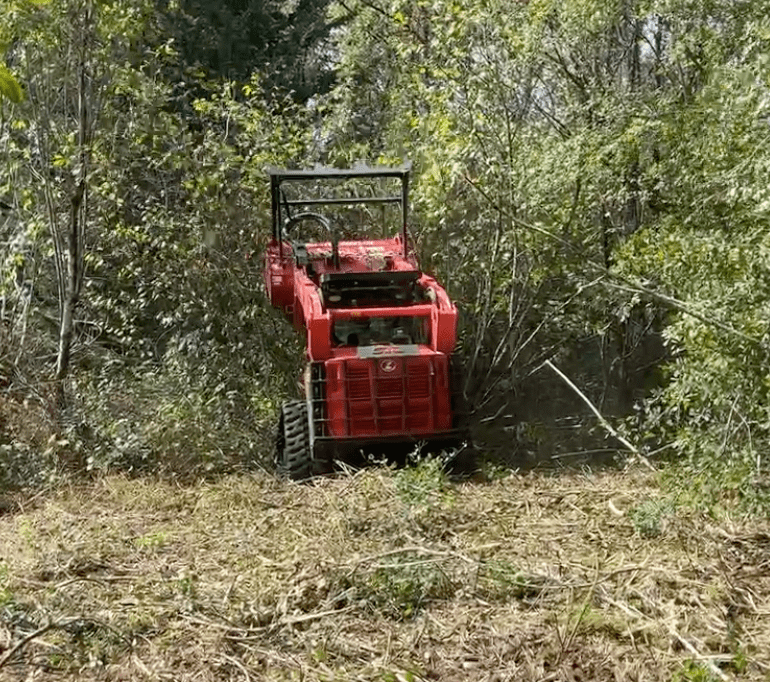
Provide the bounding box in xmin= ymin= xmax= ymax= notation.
xmin=0 ymin=464 xmax=768 ymax=681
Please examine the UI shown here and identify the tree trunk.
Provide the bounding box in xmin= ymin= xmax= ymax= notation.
xmin=54 ymin=11 xmax=90 ymax=394
xmin=54 ymin=179 xmax=85 ymax=384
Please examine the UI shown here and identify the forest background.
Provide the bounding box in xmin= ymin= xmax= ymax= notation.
xmin=1 ymin=0 xmax=770 ymax=512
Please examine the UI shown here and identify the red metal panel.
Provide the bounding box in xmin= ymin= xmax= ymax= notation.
xmin=322 ymin=352 xmax=451 ymax=440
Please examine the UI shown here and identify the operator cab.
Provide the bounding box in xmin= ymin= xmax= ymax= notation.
xmin=332 ymin=315 xmax=430 ymax=347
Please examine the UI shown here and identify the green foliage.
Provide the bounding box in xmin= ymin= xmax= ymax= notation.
xmin=629 ymin=498 xmax=677 ymax=538
xmin=671 ymin=659 xmax=719 ymax=682
xmin=612 ymin=12 xmax=770 ymax=506
xmin=0 ymin=64 xmax=23 ymax=103
xmin=0 ymin=0 xmax=51 ymax=103
xmin=355 ymin=554 xmax=455 ymax=620
xmin=0 ymin=0 xmax=311 ymax=482
xmin=475 ymin=560 xmax=545 ymax=601
xmin=0 ymin=418 xmax=63 ymax=491
xmin=393 ymin=454 xmax=450 ymax=508
xmin=730 ymin=648 xmax=748 ymax=675
xmin=322 ymin=0 xmax=770 ymax=506
xmin=159 ymin=0 xmax=337 ymax=101
xmin=134 ymin=530 xmax=169 ymax=549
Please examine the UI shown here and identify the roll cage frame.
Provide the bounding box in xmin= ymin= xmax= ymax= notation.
xmin=267 ymin=164 xmax=412 ymax=260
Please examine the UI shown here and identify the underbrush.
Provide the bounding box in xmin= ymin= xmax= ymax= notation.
xmin=0 ymin=361 xmax=279 ymax=489
xmin=0 ymin=390 xmax=61 ymax=490
xmin=73 ymin=362 xmax=277 ymax=478
xmin=661 ymin=452 xmax=770 ymax=518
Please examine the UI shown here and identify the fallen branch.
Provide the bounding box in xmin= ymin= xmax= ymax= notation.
xmin=347 ymin=545 xmax=478 ymax=572
xmin=669 ymin=626 xmax=730 ymax=682
xmin=219 ymin=653 xmax=254 ymax=682
xmin=0 ymin=619 xmax=76 ymax=669
xmin=543 ymin=359 xmax=655 ymax=472
xmin=186 ymin=605 xmax=357 ymax=639
xmin=605 ymin=597 xmax=731 ymax=682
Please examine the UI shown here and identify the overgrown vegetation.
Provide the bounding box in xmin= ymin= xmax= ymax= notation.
xmin=320 ymin=0 xmax=770 ymax=502
xmin=1 ymin=0 xmax=770 ymax=506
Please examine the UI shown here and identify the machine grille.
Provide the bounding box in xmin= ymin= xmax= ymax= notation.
xmin=343 ymin=356 xmax=435 ymax=436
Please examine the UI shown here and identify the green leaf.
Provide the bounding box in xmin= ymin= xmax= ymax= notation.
xmin=0 ymin=64 xmax=24 ymax=103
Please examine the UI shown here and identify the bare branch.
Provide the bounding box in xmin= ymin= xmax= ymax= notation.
xmin=544 ymin=359 xmax=655 ymax=471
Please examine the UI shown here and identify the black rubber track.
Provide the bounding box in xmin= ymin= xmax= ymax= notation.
xmin=275 ymin=400 xmax=332 ymax=480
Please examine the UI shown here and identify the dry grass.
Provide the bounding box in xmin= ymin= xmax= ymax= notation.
xmin=0 ymin=464 xmax=768 ymax=681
